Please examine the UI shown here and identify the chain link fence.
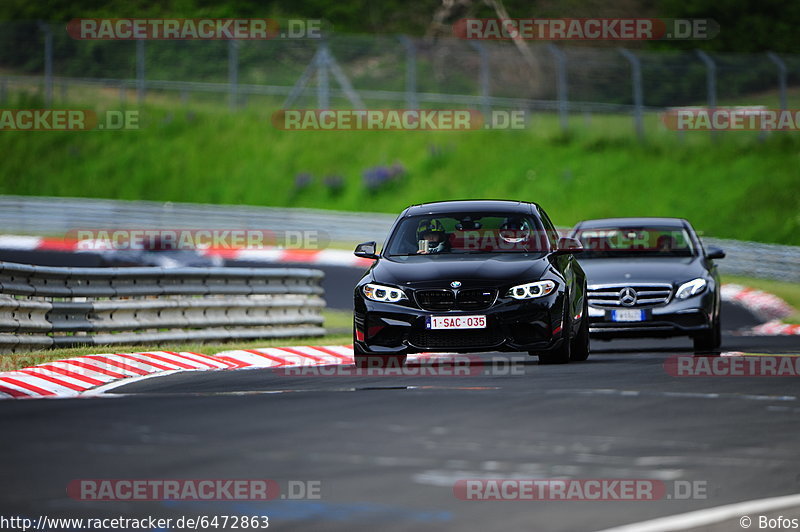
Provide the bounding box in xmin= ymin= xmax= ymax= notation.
xmin=1 ymin=22 xmax=799 ymax=136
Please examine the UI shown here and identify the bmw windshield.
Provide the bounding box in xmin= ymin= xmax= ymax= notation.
xmin=385 ymin=213 xmax=553 ymax=257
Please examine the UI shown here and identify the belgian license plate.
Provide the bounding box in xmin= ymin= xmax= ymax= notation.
xmin=611 ymin=309 xmax=645 ymax=322
xmin=427 ymin=315 xmax=487 ymax=330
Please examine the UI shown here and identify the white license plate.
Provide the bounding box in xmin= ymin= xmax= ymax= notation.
xmin=611 ymin=309 xmax=645 ymax=322
xmin=427 ymin=315 xmax=487 ymax=330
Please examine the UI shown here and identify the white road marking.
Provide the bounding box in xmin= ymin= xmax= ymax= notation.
xmin=546 ymin=388 xmax=797 ymax=402
xmin=595 ymin=493 xmax=800 ymax=532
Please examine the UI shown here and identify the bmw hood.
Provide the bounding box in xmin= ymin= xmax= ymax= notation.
xmin=370 ymin=254 xmax=553 ymax=287
xmin=578 ymin=257 xmax=706 ymax=286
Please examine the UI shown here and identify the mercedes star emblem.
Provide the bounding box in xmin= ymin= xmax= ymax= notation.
xmin=619 ymin=287 xmax=638 ymax=306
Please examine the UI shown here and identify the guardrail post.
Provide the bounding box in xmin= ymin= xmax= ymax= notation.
xmin=547 ymin=44 xmax=569 ymax=132
xmin=619 ymin=48 xmax=644 ymax=141
xmin=39 ymin=22 xmax=53 ymax=107
xmin=469 ymin=41 xmax=491 ymax=117
xmin=398 ymin=35 xmax=418 ymax=109
xmin=766 ymin=52 xmax=788 ymax=111
xmin=136 ymin=38 xmax=146 ymax=104
xmin=228 ymin=39 xmax=239 ymax=110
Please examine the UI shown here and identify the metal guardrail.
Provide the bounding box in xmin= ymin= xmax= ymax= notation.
xmin=0 ymin=195 xmax=798 ymax=282
xmin=0 ymin=195 xmax=396 ymax=245
xmin=702 ymin=237 xmax=800 ymax=283
xmin=0 ymin=261 xmax=325 ymax=352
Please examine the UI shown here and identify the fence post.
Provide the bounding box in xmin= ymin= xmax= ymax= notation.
xmin=695 ymin=50 xmax=717 ymax=139
xmin=766 ymin=52 xmax=788 ymax=111
xmin=695 ymin=50 xmax=716 ymax=109
xmin=619 ymin=48 xmax=644 ymax=141
xmin=228 ymin=39 xmax=239 ymax=110
xmin=39 ymin=22 xmax=53 ymax=107
xmin=136 ymin=39 xmax=146 ymax=104
xmin=468 ymin=41 xmax=491 ymax=117
xmin=547 ymin=44 xmax=569 ymax=132
xmin=398 ymin=35 xmax=418 ymax=109
xmin=317 ymin=42 xmax=330 ymax=109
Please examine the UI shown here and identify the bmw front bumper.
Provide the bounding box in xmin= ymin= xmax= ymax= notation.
xmin=354 ymin=291 xmax=570 ymax=355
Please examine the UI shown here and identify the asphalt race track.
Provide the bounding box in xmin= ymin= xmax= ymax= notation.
xmin=1 ymin=263 xmax=799 ymax=531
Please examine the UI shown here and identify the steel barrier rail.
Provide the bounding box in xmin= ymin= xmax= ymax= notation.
xmin=0 ymin=262 xmax=326 ymax=353
xmin=702 ymin=237 xmax=800 ymax=283
xmin=0 ymin=195 xmax=397 ymax=245
xmin=0 ymin=196 xmax=797 ymax=282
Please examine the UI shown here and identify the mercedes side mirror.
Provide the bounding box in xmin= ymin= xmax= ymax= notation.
xmin=354 ymin=241 xmax=380 ymax=260
xmin=706 ymin=247 xmax=726 ymax=260
xmin=554 ymin=237 xmax=584 ymax=255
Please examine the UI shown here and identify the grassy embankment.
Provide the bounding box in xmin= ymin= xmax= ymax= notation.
xmin=0 ymin=89 xmax=798 ymax=245
xmin=0 ymin=89 xmax=798 ymax=365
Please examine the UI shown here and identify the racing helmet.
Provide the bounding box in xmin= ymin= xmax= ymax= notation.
xmin=499 ymin=217 xmax=531 ymax=244
xmin=417 ymin=219 xmax=446 ymax=240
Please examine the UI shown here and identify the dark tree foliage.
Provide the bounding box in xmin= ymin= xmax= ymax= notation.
xmin=0 ymin=0 xmax=797 ymax=52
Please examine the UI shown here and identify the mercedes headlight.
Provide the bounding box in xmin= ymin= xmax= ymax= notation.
xmin=507 ymin=280 xmax=556 ymax=300
xmin=675 ymin=278 xmax=707 ymax=300
xmin=363 ymin=283 xmax=408 ymax=303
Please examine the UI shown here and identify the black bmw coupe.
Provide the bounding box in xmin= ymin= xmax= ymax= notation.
xmin=352 ymin=200 xmax=589 ymax=366
xmin=569 ymin=217 xmax=725 ymax=351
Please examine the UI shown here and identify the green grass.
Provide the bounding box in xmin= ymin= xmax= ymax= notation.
xmin=722 ymin=274 xmax=800 ymax=324
xmin=1 ymin=89 xmax=799 ymax=245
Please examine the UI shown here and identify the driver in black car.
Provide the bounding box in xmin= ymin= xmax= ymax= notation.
xmin=656 ymin=234 xmax=676 ymax=253
xmin=416 ymin=219 xmax=450 ymax=254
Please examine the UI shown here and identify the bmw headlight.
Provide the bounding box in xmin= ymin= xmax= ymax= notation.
xmin=363 ymin=283 xmax=408 ymax=303
xmin=675 ymin=278 xmax=707 ymax=300
xmin=507 ymin=280 xmax=556 ymax=300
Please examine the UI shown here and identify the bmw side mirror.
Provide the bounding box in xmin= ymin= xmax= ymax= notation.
xmin=354 ymin=241 xmax=379 ymax=260
xmin=706 ymin=247 xmax=725 ymax=260
xmin=555 ymin=236 xmax=583 ymax=255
